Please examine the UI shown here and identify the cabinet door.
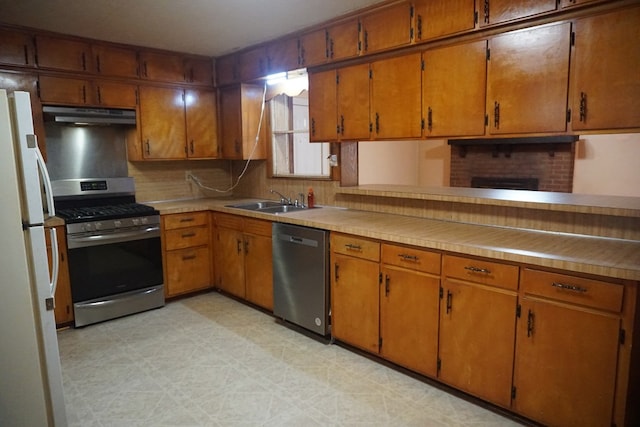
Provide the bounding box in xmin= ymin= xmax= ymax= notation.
xmin=487 ymin=22 xmax=571 ymax=134
xmin=94 ymin=81 xmax=138 ymax=108
xmin=39 ymin=75 xmax=94 ymax=105
xmin=35 ymin=35 xmax=92 ymax=72
xmin=370 ymin=53 xmax=422 ymax=139
xmin=184 ymin=57 xmax=214 ymax=85
xmin=244 ymin=233 xmax=273 ymax=311
xmin=267 ymin=38 xmax=299 ymax=74
xmin=331 ymin=253 xmax=380 ymax=353
xmin=165 ymin=246 xmax=212 ymax=297
xmin=219 ymin=85 xmax=243 ymax=159
xmin=93 ymin=45 xmax=139 ymax=78
xmin=337 ymin=63 xmax=370 ymax=141
xmin=138 ymin=86 xmax=186 ymax=159
xmin=414 ymin=0 xmax=476 ymax=41
xmin=360 ymin=1 xmax=413 ymax=54
xmin=185 ymin=89 xmax=218 ymax=158
xmin=214 ymin=226 xmax=246 ymax=298
xmin=216 ymin=54 xmax=239 ymax=86
xmin=327 ymin=18 xmax=360 ymax=61
xmin=380 ymin=266 xmax=439 ymax=377
xmin=140 ymin=51 xmax=185 ymax=83
xmin=46 ymin=227 xmax=73 ymax=326
xmin=423 ymin=40 xmax=487 ymax=137
xmin=238 ymin=46 xmax=268 ymax=82
xmin=570 ymin=7 xmax=640 ymax=131
xmin=0 ymin=28 xmax=35 ymax=66
xmin=308 ymin=69 xmax=338 ymax=142
xmin=513 ymin=298 xmax=620 ymax=427
xmin=480 ymin=0 xmax=557 ymax=26
xmin=439 ymin=279 xmax=517 ymax=407
xmin=299 ymin=29 xmax=327 ymax=67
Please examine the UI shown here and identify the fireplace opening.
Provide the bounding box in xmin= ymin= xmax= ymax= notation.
xmin=471 ymin=177 xmax=539 ymax=190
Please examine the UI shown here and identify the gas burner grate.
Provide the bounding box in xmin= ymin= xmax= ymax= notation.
xmin=56 ymin=203 xmax=157 ymax=222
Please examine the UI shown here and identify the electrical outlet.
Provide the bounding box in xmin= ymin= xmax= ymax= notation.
xmin=185 ymin=171 xmax=192 ymax=182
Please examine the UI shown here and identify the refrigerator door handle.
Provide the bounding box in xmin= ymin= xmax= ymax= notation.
xmin=32 ymin=135 xmax=56 ymax=218
xmin=49 ymin=227 xmax=59 ymax=298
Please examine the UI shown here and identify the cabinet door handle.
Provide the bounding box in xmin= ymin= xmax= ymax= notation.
xmin=384 ymin=275 xmax=390 ymax=296
xmin=190 ymin=140 xmax=195 ymax=155
xmin=399 ymin=254 xmax=419 ymax=262
xmin=96 ymin=86 xmax=102 ymax=104
xmin=364 ymin=30 xmax=369 ymax=52
xmin=551 ymin=282 xmax=587 ymax=293
xmin=494 ymin=101 xmax=500 ymax=129
xmin=579 ymin=92 xmax=587 ymax=122
xmin=182 ymin=254 xmax=197 ymax=261
xmin=417 ymin=15 xmax=423 ymax=40
xmin=81 ymin=52 xmax=86 ymax=71
xmin=145 ymin=140 xmax=151 ymax=156
xmin=244 ymin=239 xmax=249 ymax=255
xmin=311 ymin=118 xmax=316 ymax=136
xmin=236 ymin=239 xmax=242 ymax=254
xmin=96 ymin=54 xmax=101 ymax=73
xmin=24 ymin=45 xmax=29 ymax=65
xmin=527 ymin=309 xmax=535 ymax=337
xmin=143 ymin=61 xmax=148 ymax=77
xmin=179 ymin=218 xmax=195 ymax=223
xmin=345 ymin=243 xmax=362 ymax=251
xmin=484 ymin=0 xmax=490 ymax=24
xmin=427 ymin=107 xmax=433 ymax=132
xmin=82 ymin=85 xmax=87 ymax=104
xmin=334 ymin=263 xmax=340 ymax=281
xmin=181 ymin=232 xmax=196 ymax=238
xmin=375 ymin=112 xmax=380 ymax=134
xmin=446 ymin=290 xmax=453 ymax=314
xmin=340 ymin=115 xmax=345 ymax=135
xmin=464 ymin=265 xmax=491 ymax=274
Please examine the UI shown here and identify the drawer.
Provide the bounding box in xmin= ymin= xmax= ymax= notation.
xmin=214 ymin=212 xmax=243 ymax=230
xmin=243 ymin=218 xmax=271 ymax=237
xmin=381 ymin=243 xmax=440 ymax=275
xmin=163 ymin=211 xmax=209 ymax=230
xmin=165 ymin=246 xmax=212 ymax=295
xmin=443 ymin=254 xmax=519 ymax=291
xmin=521 ymin=268 xmax=623 ymax=313
xmin=165 ymin=225 xmax=209 ymax=250
xmin=331 ymin=233 xmax=380 ymax=262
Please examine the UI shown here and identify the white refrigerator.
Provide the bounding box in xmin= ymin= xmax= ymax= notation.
xmin=0 ymin=89 xmax=67 ymax=426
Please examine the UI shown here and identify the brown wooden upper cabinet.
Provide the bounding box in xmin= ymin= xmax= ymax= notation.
xmin=413 ymin=0 xmax=476 ymax=42
xmin=39 ymin=75 xmax=138 ymax=109
xmin=298 ymin=28 xmax=328 ymax=67
xmin=138 ymin=85 xmax=187 ymax=159
xmin=308 ymin=69 xmax=338 ymax=142
xmin=35 ymin=35 xmax=92 ymax=73
xmin=327 ymin=18 xmax=360 ymax=62
xmin=185 ymin=89 xmax=218 ymax=158
xmin=140 ymin=51 xmax=184 ymax=83
xmin=569 ymin=6 xmax=640 ymax=131
xmin=266 ymin=38 xmax=299 ymax=75
xmin=0 ymin=28 xmax=35 ymax=67
xmin=336 ymin=63 xmax=370 ymax=141
xmin=238 ymin=46 xmax=268 ymax=82
xmin=561 ymin=0 xmax=603 ymax=7
xmin=183 ymin=56 xmax=214 ymax=85
xmin=479 ymin=0 xmax=557 ymax=26
xmin=370 ymin=53 xmax=422 ymax=139
xmin=216 ymin=54 xmax=239 ymax=86
xmin=92 ymin=44 xmax=139 ymax=78
xmin=423 ymin=40 xmax=487 ymax=137
xmin=219 ymin=84 xmax=267 ymax=160
xmin=486 ymin=22 xmax=571 ymax=135
xmin=359 ymin=1 xmax=413 ymax=55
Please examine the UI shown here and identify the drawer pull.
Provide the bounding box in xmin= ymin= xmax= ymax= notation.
xmin=551 ymin=282 xmax=587 ymax=293
xmin=181 ymin=232 xmax=196 ymax=238
xmin=182 ymin=254 xmax=197 ymax=261
xmin=465 ymin=265 xmax=491 ymax=274
xmin=399 ymin=254 xmax=419 ymax=262
xmin=345 ymin=243 xmax=362 ymax=251
xmin=179 ymin=218 xmax=195 ymax=223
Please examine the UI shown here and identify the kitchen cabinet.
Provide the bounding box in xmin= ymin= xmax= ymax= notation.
xmin=569 ymin=6 xmax=640 ymax=131
xmin=298 ymin=28 xmax=327 ymax=67
xmin=336 ymin=63 xmax=370 ymax=141
xmin=140 ymin=50 xmax=185 ymax=83
xmin=359 ymin=1 xmax=413 ymax=55
xmin=439 ymin=255 xmax=519 ymax=408
xmin=183 ymin=56 xmax=214 ymax=85
xmin=238 ymin=46 xmax=268 ymax=82
xmin=219 ymin=84 xmax=267 ymax=159
xmin=266 ymin=37 xmax=299 ymax=75
xmin=212 ymin=213 xmax=273 ymax=310
xmin=308 ymin=69 xmax=337 ymax=142
xmin=330 ymin=233 xmax=380 ymax=354
xmin=326 ymin=18 xmax=360 ymax=62
xmin=479 ymin=0 xmax=557 ymax=26
xmin=513 ymin=268 xmax=623 ymax=427
xmin=215 ymin=54 xmax=239 ymax=86
xmin=93 ymin=81 xmax=138 ymax=108
xmin=162 ymin=212 xmax=212 ymax=297
xmin=92 ymin=44 xmax=139 ymax=78
xmin=370 ymin=53 xmax=422 ymax=139
xmin=423 ymin=40 xmax=487 ymax=137
xmin=35 ymin=35 xmax=92 ymax=73
xmin=380 ymin=244 xmax=440 ymax=377
xmin=0 ymin=28 xmax=35 ymax=67
xmin=487 ymin=22 xmax=571 ymax=135
xmin=45 ymin=225 xmax=73 ymax=326
xmin=39 ymin=75 xmax=138 ymax=108
xmin=561 ymin=0 xmax=602 ymax=7
xmin=413 ymin=0 xmax=476 ymax=42
xmin=138 ymin=85 xmax=186 ymax=159
xmin=185 ymin=89 xmax=218 ymax=158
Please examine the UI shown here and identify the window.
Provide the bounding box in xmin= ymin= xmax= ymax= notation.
xmin=268 ymin=71 xmax=331 ymax=178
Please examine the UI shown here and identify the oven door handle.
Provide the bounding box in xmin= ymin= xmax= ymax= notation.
xmin=67 ymin=226 xmax=160 ymax=249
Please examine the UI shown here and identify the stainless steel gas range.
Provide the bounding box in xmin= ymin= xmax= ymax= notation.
xmin=53 ymin=177 xmax=164 ymax=327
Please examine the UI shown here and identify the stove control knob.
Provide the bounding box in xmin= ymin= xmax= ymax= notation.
xmin=95 ymin=222 xmax=103 ymax=230
xmin=114 ymin=220 xmax=122 ymax=228
xmin=141 ymin=217 xmax=149 ymax=224
xmin=84 ymin=223 xmax=93 ymax=232
xmin=132 ymin=218 xmax=140 ymax=226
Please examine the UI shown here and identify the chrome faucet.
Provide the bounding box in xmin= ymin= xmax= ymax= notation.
xmin=295 ymin=192 xmax=306 ymax=208
xmin=270 ymin=189 xmax=291 ymax=205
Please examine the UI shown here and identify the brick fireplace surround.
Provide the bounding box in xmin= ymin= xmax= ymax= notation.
xmin=449 ymin=142 xmax=576 ymax=193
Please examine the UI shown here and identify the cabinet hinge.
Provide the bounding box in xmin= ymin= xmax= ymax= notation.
xmin=410 ymin=5 xmax=414 ymax=18
xmin=410 ymin=27 xmax=414 ymax=41
xmin=379 ymin=272 xmax=383 ymax=284
xmin=484 ymin=114 xmax=489 ymax=126
xmin=620 ymin=329 xmax=626 ymax=345
xmin=439 ymin=286 xmax=443 ymax=299
xmin=511 ymin=386 xmax=517 ymax=399
xmin=516 ymin=304 xmax=521 ymax=318
xmin=379 ymin=337 xmax=383 ymax=350
xmin=571 ymin=31 xmax=576 ymax=47
xmin=336 ymin=74 xmax=339 ymax=85
xmin=567 ymin=109 xmax=572 ymax=123
xmin=369 ymin=69 xmax=373 ymax=79
xmin=474 ymin=11 xmax=479 ymax=24
xmin=486 ymin=48 xmax=491 ymax=61
xmin=421 ymin=118 xmax=425 ymax=130
xmin=437 ymin=358 xmax=441 ymax=373
xmin=369 ymin=122 xmax=373 ymax=133
xmin=36 ymin=80 xmax=41 ymax=98
xmin=421 ymin=59 xmax=425 ymax=71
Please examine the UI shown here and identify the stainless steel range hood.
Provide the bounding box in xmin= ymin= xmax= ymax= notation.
xmin=42 ymin=105 xmax=136 ymax=125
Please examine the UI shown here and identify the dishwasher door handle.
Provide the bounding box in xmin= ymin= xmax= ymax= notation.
xmin=278 ymin=233 xmax=319 ymax=248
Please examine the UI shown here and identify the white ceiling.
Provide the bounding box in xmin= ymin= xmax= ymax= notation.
xmin=0 ymin=0 xmax=387 ymax=57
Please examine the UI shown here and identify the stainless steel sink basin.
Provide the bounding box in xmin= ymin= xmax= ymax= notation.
xmin=258 ymin=205 xmax=307 ymax=214
xmin=226 ymin=201 xmax=283 ymax=210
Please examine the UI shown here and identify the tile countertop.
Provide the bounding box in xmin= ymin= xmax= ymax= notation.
xmin=149 ymin=197 xmax=640 ymax=282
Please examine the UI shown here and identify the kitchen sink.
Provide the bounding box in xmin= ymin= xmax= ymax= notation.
xmin=225 ymin=200 xmax=313 ymax=214
xmin=258 ymin=205 xmax=307 ymax=214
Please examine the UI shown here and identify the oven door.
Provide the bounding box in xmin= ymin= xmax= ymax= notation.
xmin=67 ymin=226 xmax=163 ymax=303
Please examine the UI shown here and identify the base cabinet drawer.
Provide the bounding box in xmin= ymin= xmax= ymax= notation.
xmin=165 ymin=246 xmax=212 ymax=296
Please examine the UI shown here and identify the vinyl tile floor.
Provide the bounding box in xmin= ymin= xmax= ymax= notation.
xmin=58 ymin=292 xmax=524 ymax=427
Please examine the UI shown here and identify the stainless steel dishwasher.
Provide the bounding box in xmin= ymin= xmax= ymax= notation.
xmin=272 ymin=223 xmax=329 ymax=336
